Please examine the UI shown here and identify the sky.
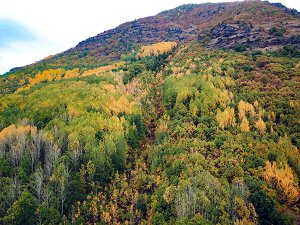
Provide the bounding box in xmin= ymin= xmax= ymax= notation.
xmin=0 ymin=0 xmax=299 ymax=74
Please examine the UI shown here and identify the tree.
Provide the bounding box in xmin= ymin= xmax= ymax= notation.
xmin=245 ymin=176 xmax=288 ymax=225
xmin=45 ymin=141 xmax=61 ymax=177
xmin=3 ymin=189 xmax=38 ymax=225
xmin=111 ymin=133 xmax=128 ymax=172
xmin=0 ymin=125 xmax=30 ymax=167
xmin=240 ymin=117 xmax=250 ymax=132
xmin=238 ymin=100 xmax=255 ymax=120
xmin=50 ymin=162 xmax=70 ymax=214
xmin=175 ymin=185 xmax=197 ymax=219
xmin=127 ymin=114 xmax=145 ymax=148
xmin=215 ymin=107 xmax=236 ymax=129
xmin=264 ymin=161 xmax=300 ymax=205
xmin=0 ymin=177 xmax=14 ymax=217
xmin=136 ymin=42 xmax=177 ymax=58
xmin=29 ymin=127 xmax=42 ymax=172
xmin=255 ymin=118 xmax=266 ymax=134
xmin=32 ymin=165 xmax=43 ymax=204
xmin=36 ymin=203 xmax=61 ymax=225
xmin=0 ymin=157 xmax=12 ymax=177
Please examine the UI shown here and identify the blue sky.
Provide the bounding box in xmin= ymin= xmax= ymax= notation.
xmin=0 ymin=0 xmax=299 ymax=74
xmin=0 ymin=19 xmax=35 ymax=48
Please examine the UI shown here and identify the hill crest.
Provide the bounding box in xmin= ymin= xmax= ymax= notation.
xmin=3 ymin=1 xmax=300 ymax=76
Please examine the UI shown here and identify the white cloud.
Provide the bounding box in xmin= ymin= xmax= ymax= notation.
xmin=0 ymin=0 xmax=299 ymax=74
xmin=0 ymin=39 xmax=58 ymax=74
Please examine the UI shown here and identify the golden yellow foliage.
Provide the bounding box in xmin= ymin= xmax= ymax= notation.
xmin=268 ymin=111 xmax=276 ymax=122
xmin=43 ymin=55 xmax=54 ymax=60
xmin=212 ymin=62 xmax=222 ymax=75
xmin=238 ymin=100 xmax=255 ymax=120
xmin=82 ymin=65 xmax=116 ymax=77
xmin=16 ymin=68 xmax=82 ymax=92
xmin=217 ymin=90 xmax=232 ymax=108
xmin=240 ymin=117 xmax=250 ymax=132
xmin=289 ymin=100 xmax=298 ymax=108
xmin=15 ymin=86 xmax=27 ymax=92
xmin=254 ymin=100 xmax=259 ymax=109
xmin=64 ymin=68 xmax=80 ymax=79
xmin=30 ymin=68 xmax=66 ymax=85
xmin=0 ymin=124 xmax=35 ymax=143
xmin=105 ymin=95 xmax=139 ymax=116
xmin=233 ymin=197 xmax=257 ymax=225
xmin=223 ymin=76 xmax=235 ymax=87
xmin=8 ymin=75 xmax=17 ymax=80
xmin=254 ymin=117 xmax=266 ymax=134
xmin=215 ymin=107 xmax=236 ymax=129
xmin=0 ymin=124 xmax=37 ymax=165
xmin=264 ymin=161 xmax=300 ymax=205
xmin=136 ymin=42 xmax=177 ymax=58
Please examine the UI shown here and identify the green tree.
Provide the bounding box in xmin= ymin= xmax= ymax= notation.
xmin=3 ymin=189 xmax=38 ymax=225
xmin=112 ymin=134 xmax=128 ymax=172
xmin=0 ymin=177 xmax=14 ymax=217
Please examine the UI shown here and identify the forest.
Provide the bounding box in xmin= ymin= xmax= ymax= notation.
xmin=0 ymin=39 xmax=299 ymax=224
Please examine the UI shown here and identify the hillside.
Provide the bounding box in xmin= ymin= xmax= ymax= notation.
xmin=0 ymin=1 xmax=300 ymax=225
xmin=1 ymin=1 xmax=300 ymax=85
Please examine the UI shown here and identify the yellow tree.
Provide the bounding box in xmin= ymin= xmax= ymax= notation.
xmin=240 ymin=117 xmax=250 ymax=132
xmin=64 ymin=68 xmax=80 ymax=78
xmin=136 ymin=42 xmax=177 ymax=58
xmin=255 ymin=118 xmax=266 ymax=134
xmin=264 ymin=161 xmax=300 ymax=205
xmin=238 ymin=100 xmax=255 ymax=120
xmin=215 ymin=107 xmax=236 ymax=129
xmin=0 ymin=124 xmax=33 ymax=166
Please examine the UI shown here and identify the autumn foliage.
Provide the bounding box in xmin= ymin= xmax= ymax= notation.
xmin=264 ymin=161 xmax=300 ymax=205
xmin=216 ymin=107 xmax=236 ymax=129
xmin=136 ymin=42 xmax=177 ymax=58
xmin=0 ymin=37 xmax=299 ymax=224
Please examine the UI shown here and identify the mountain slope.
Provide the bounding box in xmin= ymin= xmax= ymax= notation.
xmin=1 ymin=1 xmax=299 ymax=94
xmin=4 ymin=1 xmax=300 ymax=74
xmin=45 ymin=1 xmax=300 ymax=65
xmin=72 ymin=2 xmax=300 ymax=55
xmin=0 ymin=1 xmax=300 ymax=225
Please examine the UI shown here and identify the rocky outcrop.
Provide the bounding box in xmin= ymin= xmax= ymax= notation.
xmin=40 ymin=1 xmax=300 ymax=67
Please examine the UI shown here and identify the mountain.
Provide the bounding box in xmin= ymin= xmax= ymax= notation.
xmin=4 ymin=1 xmax=300 ymax=76
xmin=0 ymin=1 xmax=300 ymax=225
xmin=64 ymin=1 xmax=300 ymax=61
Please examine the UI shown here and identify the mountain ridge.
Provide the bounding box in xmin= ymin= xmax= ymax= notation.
xmin=4 ymin=1 xmax=300 ymax=76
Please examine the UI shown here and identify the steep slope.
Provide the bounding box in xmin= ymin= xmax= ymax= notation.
xmin=1 ymin=39 xmax=299 ymax=225
xmin=4 ymin=1 xmax=300 ymax=74
xmin=70 ymin=1 xmax=300 ymax=57
xmin=0 ymin=1 xmax=300 ymax=225
xmin=1 ymin=1 xmax=299 ymax=94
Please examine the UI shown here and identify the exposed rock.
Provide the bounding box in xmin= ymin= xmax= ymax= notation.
xmin=36 ymin=1 xmax=300 ymax=67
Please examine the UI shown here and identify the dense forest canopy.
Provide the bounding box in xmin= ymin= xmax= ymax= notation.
xmin=0 ymin=1 xmax=300 ymax=224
